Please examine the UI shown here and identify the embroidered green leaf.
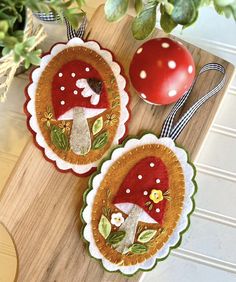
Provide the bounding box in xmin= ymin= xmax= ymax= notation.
xmin=148 ymin=203 xmax=153 ymax=211
xmin=107 ymin=231 xmax=126 ymax=245
xmin=112 ymin=100 xmax=120 ymax=109
xmin=129 ymin=243 xmax=148 ymax=254
xmin=92 ymin=117 xmax=103 ymax=135
xmin=137 ymin=229 xmax=157 ymax=243
xmin=50 ymin=125 xmax=69 ymax=151
xmin=92 ymin=131 xmax=109 ymax=150
xmin=98 ymin=215 xmax=111 ymax=239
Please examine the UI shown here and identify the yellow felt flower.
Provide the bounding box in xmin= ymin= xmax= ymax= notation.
xmin=149 ymin=189 xmax=164 ymax=204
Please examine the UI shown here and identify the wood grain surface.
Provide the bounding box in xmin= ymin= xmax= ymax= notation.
xmin=0 ymin=5 xmax=235 ymax=282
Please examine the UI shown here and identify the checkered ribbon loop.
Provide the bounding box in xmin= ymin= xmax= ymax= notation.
xmin=160 ymin=63 xmax=226 ymax=141
xmin=33 ymin=11 xmax=87 ymax=40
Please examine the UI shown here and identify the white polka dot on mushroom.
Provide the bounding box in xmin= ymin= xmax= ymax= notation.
xmin=168 ymin=60 xmax=176 ymax=69
xmin=60 ymin=100 xmax=65 ymax=105
xmin=58 ymin=73 xmax=63 ymax=77
xmin=188 ymin=65 xmax=193 ymax=74
xmin=141 ymin=93 xmax=147 ymax=99
xmin=73 ymin=90 xmax=78 ymax=95
xmin=156 ymin=179 xmax=160 ymax=184
xmin=161 ymin=42 xmax=170 ymax=48
xmin=60 ymin=86 xmax=65 ymax=91
xmin=143 ymin=191 xmax=148 ymax=196
xmin=71 ymin=73 xmax=76 ymax=77
xmin=137 ymin=47 xmax=143 ymax=54
xmin=168 ymin=90 xmax=177 ymax=97
xmin=138 ymin=175 xmax=143 ymax=180
xmin=126 ymin=189 xmax=131 ymax=193
xmin=156 ymin=208 xmax=160 ymax=213
xmin=85 ymin=67 xmax=90 ymax=72
xmin=140 ymin=70 xmax=147 ymax=79
xmin=150 ymin=162 xmax=155 ymax=167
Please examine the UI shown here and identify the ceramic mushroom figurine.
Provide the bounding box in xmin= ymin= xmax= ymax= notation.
xmin=52 ymin=60 xmax=109 ymax=155
xmin=113 ymin=156 xmax=171 ymax=253
xmin=129 ymin=37 xmax=195 ymax=105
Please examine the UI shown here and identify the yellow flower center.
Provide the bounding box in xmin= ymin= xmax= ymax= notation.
xmin=149 ymin=189 xmax=164 ymax=204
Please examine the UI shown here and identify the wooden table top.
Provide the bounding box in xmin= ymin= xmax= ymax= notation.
xmin=0 ymin=5 xmax=235 ymax=282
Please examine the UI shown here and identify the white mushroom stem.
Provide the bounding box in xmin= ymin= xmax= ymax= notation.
xmin=116 ymin=205 xmax=143 ymax=254
xmin=70 ymin=107 xmax=91 ymax=155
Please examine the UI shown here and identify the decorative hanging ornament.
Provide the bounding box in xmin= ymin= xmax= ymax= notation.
xmin=25 ymin=18 xmax=130 ymax=175
xmin=81 ymin=63 xmax=226 ymax=275
xmin=129 ymin=37 xmax=195 ymax=105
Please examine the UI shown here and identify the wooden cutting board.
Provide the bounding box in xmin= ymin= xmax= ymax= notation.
xmin=0 ymin=5 xmax=235 ymax=282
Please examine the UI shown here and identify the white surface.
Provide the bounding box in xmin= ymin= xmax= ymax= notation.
xmin=144 ymin=6 xmax=236 ymax=282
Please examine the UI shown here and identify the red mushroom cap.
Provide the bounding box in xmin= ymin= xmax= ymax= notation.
xmin=129 ymin=37 xmax=195 ymax=105
xmin=52 ymin=60 xmax=109 ymax=120
xmin=113 ymin=156 xmax=169 ymax=224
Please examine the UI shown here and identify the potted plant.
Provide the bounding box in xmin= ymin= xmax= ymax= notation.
xmin=0 ymin=0 xmax=85 ymax=101
xmin=104 ymin=0 xmax=236 ymax=40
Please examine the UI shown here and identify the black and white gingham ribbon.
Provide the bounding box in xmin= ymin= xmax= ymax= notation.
xmin=160 ymin=63 xmax=226 ymax=141
xmin=33 ymin=11 xmax=87 ymax=40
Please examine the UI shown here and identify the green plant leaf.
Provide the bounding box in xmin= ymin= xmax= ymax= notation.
xmin=98 ymin=215 xmax=111 ymax=239
xmin=92 ymin=131 xmax=109 ymax=150
xmin=171 ymin=0 xmax=196 ymax=25
xmin=50 ymin=125 xmax=69 ymax=151
xmin=160 ymin=10 xmax=178 ymax=33
xmin=137 ymin=229 xmax=157 ymax=243
xmin=129 ymin=243 xmax=148 ymax=254
xmin=107 ymin=231 xmax=126 ymax=245
xmin=132 ymin=3 xmax=158 ymax=40
xmin=104 ymin=0 xmax=129 ymax=22
xmin=92 ymin=117 xmax=103 ymax=135
xmin=135 ymin=0 xmax=144 ymax=14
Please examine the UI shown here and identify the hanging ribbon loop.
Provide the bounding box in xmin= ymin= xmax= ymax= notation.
xmin=160 ymin=63 xmax=226 ymax=141
xmin=34 ymin=11 xmax=87 ymax=40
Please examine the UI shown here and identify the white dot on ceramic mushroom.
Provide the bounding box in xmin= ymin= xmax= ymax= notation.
xmin=161 ymin=42 xmax=170 ymax=48
xmin=178 ymin=41 xmax=183 ymax=45
xmin=137 ymin=47 xmax=143 ymax=54
xmin=138 ymin=175 xmax=143 ymax=180
xmin=58 ymin=72 xmax=63 ymax=77
xmin=140 ymin=93 xmax=147 ymax=99
xmin=150 ymin=162 xmax=155 ymax=167
xmin=168 ymin=60 xmax=176 ymax=69
xmin=156 ymin=179 xmax=161 ymax=184
xmin=156 ymin=208 xmax=160 ymax=213
xmin=126 ymin=189 xmax=131 ymax=193
xmin=60 ymin=86 xmax=65 ymax=91
xmin=168 ymin=90 xmax=177 ymax=97
xmin=140 ymin=70 xmax=147 ymax=79
xmin=143 ymin=191 xmax=148 ymax=196
xmin=71 ymin=72 xmax=76 ymax=77
xmin=60 ymin=100 xmax=65 ymax=105
xmin=188 ymin=65 xmax=193 ymax=74
xmin=85 ymin=67 xmax=90 ymax=72
xmin=73 ymin=90 xmax=78 ymax=95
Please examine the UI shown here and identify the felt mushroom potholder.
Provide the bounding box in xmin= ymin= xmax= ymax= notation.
xmin=81 ymin=63 xmax=226 ymax=275
xmin=25 ymin=21 xmax=130 ymax=175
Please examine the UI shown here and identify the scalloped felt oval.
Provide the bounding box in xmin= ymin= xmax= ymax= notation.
xmin=81 ymin=133 xmax=197 ymax=275
xmin=25 ymin=38 xmax=130 ymax=175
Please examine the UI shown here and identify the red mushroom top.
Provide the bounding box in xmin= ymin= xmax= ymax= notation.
xmin=129 ymin=37 xmax=195 ymax=105
xmin=113 ymin=156 xmax=170 ymax=224
xmin=52 ymin=60 xmax=109 ymax=120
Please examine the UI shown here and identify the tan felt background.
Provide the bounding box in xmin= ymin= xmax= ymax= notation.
xmin=0 ymin=3 xmax=235 ymax=282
